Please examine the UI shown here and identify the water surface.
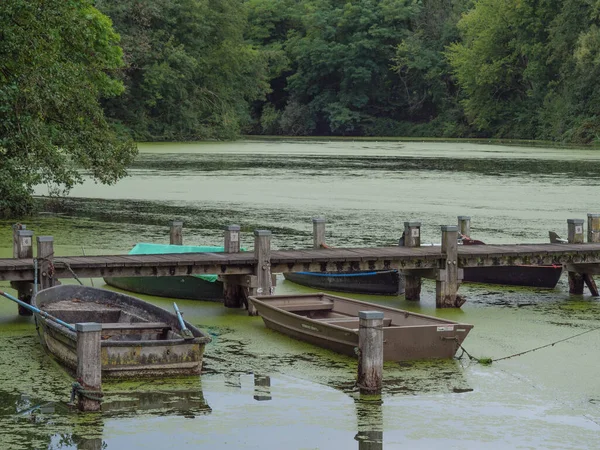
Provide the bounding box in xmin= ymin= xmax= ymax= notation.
xmin=1 ymin=139 xmax=599 ymax=449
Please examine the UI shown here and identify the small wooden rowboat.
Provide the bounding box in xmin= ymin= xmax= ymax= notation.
xmin=249 ymin=293 xmax=473 ymax=361
xmin=32 ymin=285 xmax=211 ymax=379
xmin=283 ymin=269 xmax=404 ymax=295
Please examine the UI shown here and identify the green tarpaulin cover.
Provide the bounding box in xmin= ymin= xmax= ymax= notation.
xmin=128 ymin=243 xmax=228 ymax=283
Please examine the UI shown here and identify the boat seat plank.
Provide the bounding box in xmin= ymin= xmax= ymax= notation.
xmin=102 ymin=322 xmax=171 ymax=330
xmin=280 ymin=302 xmax=334 ymax=312
xmin=316 ymin=317 xmax=392 ymax=326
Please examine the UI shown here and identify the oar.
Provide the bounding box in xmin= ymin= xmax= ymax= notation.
xmin=0 ymin=290 xmax=76 ymax=332
xmin=173 ymin=302 xmax=194 ymax=339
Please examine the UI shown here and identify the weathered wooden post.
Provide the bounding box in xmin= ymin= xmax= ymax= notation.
xmin=357 ymin=311 xmax=383 ymax=394
xmin=12 ymin=224 xmax=26 ymax=257
xmin=458 ymin=216 xmax=471 ymax=238
xmin=250 ymin=230 xmax=272 ymax=316
xmin=402 ymin=221 xmax=421 ymax=301
xmin=75 ymin=323 xmax=102 ymax=412
xmin=11 ymin=228 xmax=35 ymax=316
xmin=436 ymin=225 xmax=463 ymax=308
xmin=588 ymin=214 xmax=600 ymax=243
xmin=170 ymin=220 xmax=183 ymax=245
xmin=36 ymin=236 xmax=55 ymax=290
xmin=567 ymin=219 xmax=585 ymax=295
xmin=223 ymin=225 xmax=242 ymax=308
xmin=313 ymin=217 xmax=326 ymax=248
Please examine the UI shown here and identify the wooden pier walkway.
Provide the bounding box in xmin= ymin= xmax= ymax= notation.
xmin=4 ymin=216 xmax=600 ymax=311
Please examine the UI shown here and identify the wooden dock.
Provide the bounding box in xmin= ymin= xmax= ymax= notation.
xmin=4 ymin=216 xmax=600 ymax=312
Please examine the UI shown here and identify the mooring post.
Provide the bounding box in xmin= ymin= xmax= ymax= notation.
xmin=357 ymin=311 xmax=384 ymax=394
xmin=567 ymin=219 xmax=585 ymax=295
xmin=250 ymin=230 xmax=272 ymax=316
xmin=587 ymin=214 xmax=600 ymax=243
xmin=402 ymin=221 xmax=421 ymax=301
xmin=170 ymin=221 xmax=183 ymax=245
xmin=11 ymin=229 xmax=35 ymax=316
xmin=458 ymin=216 xmax=471 ymax=238
xmin=436 ymin=225 xmax=463 ymax=308
xmin=75 ymin=323 xmax=102 ymax=412
xmin=223 ymin=225 xmax=242 ymax=308
xmin=313 ymin=217 xmax=326 ymax=248
xmin=12 ymin=224 xmax=26 ymax=258
xmin=36 ymin=236 xmax=55 ymax=291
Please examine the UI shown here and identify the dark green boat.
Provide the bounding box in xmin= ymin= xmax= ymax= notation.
xmin=104 ymin=243 xmax=225 ymax=301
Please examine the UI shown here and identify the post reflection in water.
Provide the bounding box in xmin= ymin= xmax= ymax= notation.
xmin=253 ymin=374 xmax=272 ymax=401
xmin=354 ymin=394 xmax=383 ymax=450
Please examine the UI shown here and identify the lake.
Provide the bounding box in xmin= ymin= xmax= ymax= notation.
xmin=0 ymin=139 xmax=599 ymax=449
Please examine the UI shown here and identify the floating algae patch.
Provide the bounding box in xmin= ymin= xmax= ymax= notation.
xmin=0 ymin=331 xmax=81 ymax=450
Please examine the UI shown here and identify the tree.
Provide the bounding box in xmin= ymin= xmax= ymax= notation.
xmin=0 ymin=0 xmax=137 ymax=217
xmin=97 ymin=0 xmax=271 ymax=141
xmin=446 ymin=0 xmax=560 ymax=139
xmin=283 ymin=0 xmax=418 ymax=135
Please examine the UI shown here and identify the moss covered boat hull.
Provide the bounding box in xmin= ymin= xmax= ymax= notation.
xmin=32 ymin=285 xmax=211 ymax=379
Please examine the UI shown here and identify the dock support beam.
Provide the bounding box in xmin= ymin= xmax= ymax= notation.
xmin=357 ymin=311 xmax=383 ymax=394
xmin=249 ymin=230 xmax=272 ymax=315
xmin=436 ymin=225 xmax=463 ymax=308
xmin=223 ymin=225 xmax=243 ymax=308
xmin=567 ymin=219 xmax=585 ymax=295
xmin=313 ymin=217 xmax=326 ymax=248
xmin=585 ymin=214 xmax=600 ymax=296
xmin=36 ymin=236 xmax=55 ymax=291
xmin=11 ymin=228 xmax=34 ymax=316
xmin=458 ymin=216 xmax=471 ymax=238
xmin=170 ymin=221 xmax=183 ymax=245
xmin=75 ymin=323 xmax=102 ymax=412
xmin=402 ymin=221 xmax=421 ymax=301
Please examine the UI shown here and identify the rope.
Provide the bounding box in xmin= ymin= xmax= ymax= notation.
xmin=456 ymin=326 xmax=600 ymax=364
xmin=70 ymin=382 xmax=103 ymax=403
xmin=63 ymin=262 xmax=84 ymax=286
xmin=492 ymin=326 xmax=600 ymax=362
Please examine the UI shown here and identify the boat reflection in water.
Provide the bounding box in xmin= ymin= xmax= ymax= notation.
xmin=6 ymin=379 xmax=211 ymax=450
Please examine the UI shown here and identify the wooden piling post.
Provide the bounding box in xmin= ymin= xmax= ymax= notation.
xmin=587 ymin=214 xmax=600 ymax=243
xmin=170 ymin=221 xmax=183 ymax=245
xmin=313 ymin=217 xmax=326 ymax=248
xmin=567 ymin=219 xmax=585 ymax=295
xmin=436 ymin=225 xmax=463 ymax=308
xmin=75 ymin=323 xmax=102 ymax=412
xmin=402 ymin=221 xmax=421 ymax=301
xmin=12 ymin=224 xmax=26 ymax=258
xmin=223 ymin=225 xmax=242 ymax=308
xmin=36 ymin=236 xmax=55 ymax=290
xmin=250 ymin=230 xmax=272 ymax=315
xmin=357 ymin=311 xmax=384 ymax=394
xmin=458 ymin=216 xmax=471 ymax=238
xmin=11 ymin=229 xmax=34 ymax=316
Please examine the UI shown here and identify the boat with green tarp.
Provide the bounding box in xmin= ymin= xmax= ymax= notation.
xmin=103 ymin=243 xmax=226 ymax=301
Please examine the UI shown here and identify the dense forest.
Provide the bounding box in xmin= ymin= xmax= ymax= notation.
xmin=2 ymin=0 xmax=600 ymax=215
xmin=96 ymin=0 xmax=600 ymax=143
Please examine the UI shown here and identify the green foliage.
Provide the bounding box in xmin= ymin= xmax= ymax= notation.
xmin=283 ymin=0 xmax=419 ymax=135
xmin=97 ymin=0 xmax=271 ymax=141
xmin=0 ymin=0 xmax=137 ymax=218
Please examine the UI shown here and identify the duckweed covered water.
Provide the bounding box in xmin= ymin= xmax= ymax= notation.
xmin=1 ymin=140 xmax=599 ymax=449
